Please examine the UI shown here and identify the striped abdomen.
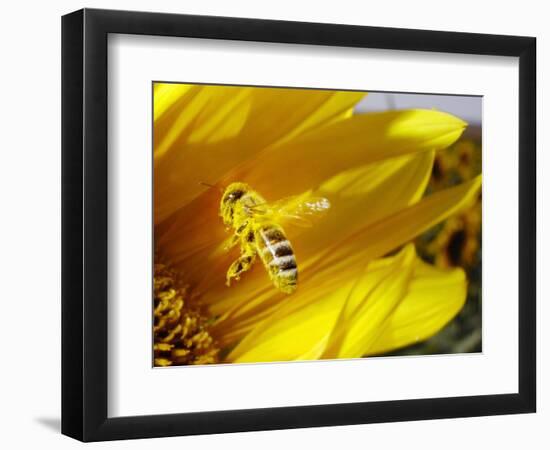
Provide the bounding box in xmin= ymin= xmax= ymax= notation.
xmin=257 ymin=224 xmax=297 ymax=294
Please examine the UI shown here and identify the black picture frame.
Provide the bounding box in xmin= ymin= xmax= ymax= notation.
xmin=62 ymin=8 xmax=536 ymax=442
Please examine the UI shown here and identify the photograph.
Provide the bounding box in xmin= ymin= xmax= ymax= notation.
xmin=152 ymin=83 xmax=482 ymax=367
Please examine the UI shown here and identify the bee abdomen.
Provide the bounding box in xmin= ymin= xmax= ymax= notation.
xmin=270 ymin=254 xmax=297 ymax=271
xmin=258 ymin=225 xmax=298 ymax=293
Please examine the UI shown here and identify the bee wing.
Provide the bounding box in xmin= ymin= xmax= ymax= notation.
xmin=267 ymin=193 xmax=331 ymax=228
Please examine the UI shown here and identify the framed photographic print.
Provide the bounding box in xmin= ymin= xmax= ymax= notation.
xmin=61 ymin=8 xmax=536 ymax=442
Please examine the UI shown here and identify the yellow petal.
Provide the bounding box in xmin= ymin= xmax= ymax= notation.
xmin=294 ymin=150 xmax=434 ymax=261
xmin=308 ymin=175 xmax=482 ymax=275
xmin=322 ymin=245 xmax=416 ymax=359
xmin=228 ymin=245 xmax=418 ymax=363
xmin=234 ymin=109 xmax=467 ymax=200
xmin=276 ymin=91 xmax=366 ymax=144
xmin=227 ymin=279 xmax=353 ymax=363
xmin=153 ymin=83 xmax=193 ymax=122
xmin=366 ymin=259 xmax=467 ymax=355
xmin=154 ymin=84 xmax=251 ymax=159
xmin=227 ymin=244 xmax=466 ymax=363
xmin=154 ymin=85 xmax=364 ymax=223
xmin=155 ymin=187 xmax=224 ymax=269
xmin=210 ymin=248 xmax=373 ymax=348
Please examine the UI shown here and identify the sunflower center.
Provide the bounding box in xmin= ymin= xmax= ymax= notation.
xmin=153 ymin=259 xmax=220 ymax=366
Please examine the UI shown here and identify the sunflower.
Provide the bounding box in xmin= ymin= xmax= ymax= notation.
xmin=417 ymin=136 xmax=482 ymax=270
xmin=153 ymin=83 xmax=482 ymax=366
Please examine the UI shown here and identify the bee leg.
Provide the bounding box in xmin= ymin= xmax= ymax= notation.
xmin=211 ymin=234 xmax=240 ymax=258
xmin=226 ymin=250 xmax=256 ymax=287
xmin=222 ymin=234 xmax=240 ymax=252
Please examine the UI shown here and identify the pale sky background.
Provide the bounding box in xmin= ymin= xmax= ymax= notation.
xmin=355 ymin=92 xmax=482 ymax=125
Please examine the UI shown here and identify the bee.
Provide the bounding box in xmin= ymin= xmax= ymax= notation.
xmin=218 ymin=182 xmax=330 ymax=294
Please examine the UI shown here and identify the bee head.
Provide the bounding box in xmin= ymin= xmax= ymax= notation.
xmin=220 ymin=182 xmax=249 ymax=225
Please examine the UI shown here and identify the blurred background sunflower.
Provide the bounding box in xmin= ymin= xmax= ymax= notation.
xmin=153 ymin=84 xmax=482 ymax=366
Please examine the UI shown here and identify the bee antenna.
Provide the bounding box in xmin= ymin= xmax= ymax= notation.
xmin=199 ymin=181 xmax=224 ymax=193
